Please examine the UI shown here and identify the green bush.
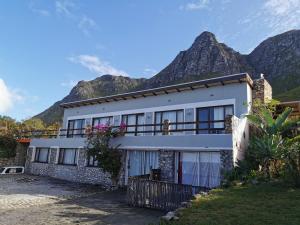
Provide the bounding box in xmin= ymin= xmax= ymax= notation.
xmin=0 ymin=135 xmax=17 ymax=158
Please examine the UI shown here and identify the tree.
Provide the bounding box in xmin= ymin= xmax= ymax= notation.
xmin=86 ymin=123 xmax=126 ymax=186
xmin=246 ymin=100 xmax=300 ymax=182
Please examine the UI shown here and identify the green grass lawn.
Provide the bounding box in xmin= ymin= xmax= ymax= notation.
xmin=162 ymin=182 xmax=300 ymax=225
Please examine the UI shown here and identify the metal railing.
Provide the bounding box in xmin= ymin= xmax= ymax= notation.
xmin=19 ymin=120 xmax=229 ymax=139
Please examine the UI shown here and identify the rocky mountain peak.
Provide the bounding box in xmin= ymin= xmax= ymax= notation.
xmin=34 ymin=30 xmax=300 ymax=124
xmin=191 ymin=31 xmax=218 ymax=49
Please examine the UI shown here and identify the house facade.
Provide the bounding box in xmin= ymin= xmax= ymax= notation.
xmin=25 ymin=73 xmax=272 ymax=188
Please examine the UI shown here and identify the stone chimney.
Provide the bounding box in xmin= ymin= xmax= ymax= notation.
xmin=252 ymin=75 xmax=272 ymax=104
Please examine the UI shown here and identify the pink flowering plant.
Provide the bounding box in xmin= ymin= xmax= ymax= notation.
xmin=86 ymin=122 xmax=126 ymax=185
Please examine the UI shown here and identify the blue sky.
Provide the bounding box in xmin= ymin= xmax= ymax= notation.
xmin=0 ymin=0 xmax=299 ymax=121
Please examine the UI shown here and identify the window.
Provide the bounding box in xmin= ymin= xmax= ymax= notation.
xmin=58 ymin=148 xmax=77 ymax=165
xmin=154 ymin=110 xmax=184 ymax=135
xmin=87 ymin=155 xmax=98 ymax=167
xmin=92 ymin=116 xmax=113 ymax=127
xmin=34 ymin=148 xmax=50 ymax=163
xmin=122 ymin=114 xmax=144 ymax=136
xmin=128 ymin=151 xmax=159 ymax=177
xmin=67 ymin=119 xmax=85 ymax=138
xmin=196 ymin=105 xmax=233 ymax=134
xmin=177 ymin=152 xmax=221 ymax=188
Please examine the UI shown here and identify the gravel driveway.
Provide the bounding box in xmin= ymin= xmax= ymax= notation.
xmin=0 ymin=175 xmax=163 ymax=225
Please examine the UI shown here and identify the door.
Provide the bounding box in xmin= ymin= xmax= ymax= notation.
xmin=178 ymin=152 xmax=221 ymax=188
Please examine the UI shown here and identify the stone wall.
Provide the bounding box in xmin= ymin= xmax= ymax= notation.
xmin=159 ymin=150 xmax=175 ymax=182
xmin=26 ymin=147 xmax=126 ymax=188
xmin=252 ymin=78 xmax=272 ymax=104
xmin=220 ymin=150 xmax=233 ymax=176
xmin=0 ymin=143 xmax=28 ymax=167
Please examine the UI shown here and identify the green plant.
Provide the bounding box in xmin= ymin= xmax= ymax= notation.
xmin=0 ymin=134 xmax=17 ymax=158
xmin=246 ymin=100 xmax=300 ymax=185
xmin=86 ymin=123 xmax=126 ymax=185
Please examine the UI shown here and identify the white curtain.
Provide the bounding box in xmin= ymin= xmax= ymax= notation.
xmin=126 ymin=115 xmax=136 ymax=136
xmin=128 ymin=151 xmax=159 ymax=176
xmin=94 ymin=117 xmax=112 ymax=126
xmin=63 ymin=149 xmax=77 ymax=165
xmin=136 ymin=114 xmax=144 ymax=136
xmin=181 ymin=152 xmax=221 ymax=188
xmin=182 ymin=152 xmax=200 ymax=186
xmin=38 ymin=148 xmax=49 ymax=162
xmin=162 ymin=111 xmax=177 ymax=131
xmin=213 ymin=107 xmax=224 ymax=129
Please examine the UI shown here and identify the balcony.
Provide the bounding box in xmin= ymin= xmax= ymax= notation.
xmin=24 ymin=119 xmax=235 ymax=150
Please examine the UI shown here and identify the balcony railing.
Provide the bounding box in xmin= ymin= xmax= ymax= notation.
xmin=19 ymin=119 xmax=232 ymax=139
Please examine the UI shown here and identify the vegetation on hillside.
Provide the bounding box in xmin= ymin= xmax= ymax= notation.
xmin=0 ymin=116 xmax=60 ymax=158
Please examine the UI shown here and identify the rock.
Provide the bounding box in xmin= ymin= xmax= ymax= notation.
xmin=175 ymin=207 xmax=185 ymax=217
xmin=161 ymin=211 xmax=176 ymax=221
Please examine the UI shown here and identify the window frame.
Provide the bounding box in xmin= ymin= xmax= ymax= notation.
xmin=58 ymin=148 xmax=78 ymax=166
xmin=87 ymin=155 xmax=99 ymax=167
xmin=196 ymin=104 xmax=234 ymax=134
xmin=121 ymin=113 xmax=144 ymax=136
xmin=154 ymin=109 xmax=184 ymax=135
xmin=92 ymin=116 xmax=113 ymax=127
xmin=67 ymin=119 xmax=85 ymax=138
xmin=34 ymin=148 xmax=50 ymax=163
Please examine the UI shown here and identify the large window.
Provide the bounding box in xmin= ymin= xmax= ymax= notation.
xmin=122 ymin=113 xmax=144 ymax=136
xmin=58 ymin=148 xmax=77 ymax=165
xmin=92 ymin=116 xmax=113 ymax=127
xmin=196 ymin=105 xmax=233 ymax=134
xmin=34 ymin=148 xmax=50 ymax=163
xmin=154 ymin=110 xmax=184 ymax=135
xmin=128 ymin=151 xmax=159 ymax=177
xmin=67 ymin=119 xmax=85 ymax=138
xmin=176 ymin=152 xmax=221 ymax=188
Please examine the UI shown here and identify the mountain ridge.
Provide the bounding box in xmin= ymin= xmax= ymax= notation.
xmin=35 ymin=30 xmax=300 ymax=125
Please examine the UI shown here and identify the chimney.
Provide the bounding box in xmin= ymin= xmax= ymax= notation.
xmin=252 ymin=75 xmax=272 ymax=104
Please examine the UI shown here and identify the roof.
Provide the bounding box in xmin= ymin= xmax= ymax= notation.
xmin=61 ymin=73 xmax=253 ymax=109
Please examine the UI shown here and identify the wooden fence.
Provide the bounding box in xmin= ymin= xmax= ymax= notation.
xmin=127 ymin=176 xmax=208 ymax=211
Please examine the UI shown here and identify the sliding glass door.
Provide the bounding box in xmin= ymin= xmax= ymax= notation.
xmin=128 ymin=151 xmax=159 ymax=177
xmin=177 ymin=152 xmax=221 ymax=188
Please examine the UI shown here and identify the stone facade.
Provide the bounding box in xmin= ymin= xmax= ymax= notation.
xmin=252 ymin=78 xmax=272 ymax=104
xmin=159 ymin=150 xmax=175 ymax=182
xmin=220 ymin=150 xmax=233 ymax=175
xmin=224 ymin=115 xmax=233 ymax=134
xmin=0 ymin=143 xmax=28 ymax=167
xmin=26 ymin=147 xmax=127 ymax=188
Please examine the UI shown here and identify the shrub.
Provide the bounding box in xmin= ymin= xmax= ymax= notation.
xmin=0 ymin=135 xmax=17 ymax=158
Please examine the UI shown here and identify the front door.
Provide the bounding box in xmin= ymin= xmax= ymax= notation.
xmin=177 ymin=152 xmax=221 ymax=188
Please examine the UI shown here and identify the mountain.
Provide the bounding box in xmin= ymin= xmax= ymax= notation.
xmin=145 ymin=32 xmax=253 ymax=88
xmin=35 ymin=75 xmax=145 ymax=125
xmin=35 ymin=30 xmax=300 ymax=125
xmin=248 ymin=30 xmax=300 ymax=99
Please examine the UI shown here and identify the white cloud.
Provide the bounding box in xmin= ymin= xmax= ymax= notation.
xmin=263 ymin=0 xmax=300 ymax=33
xmin=28 ymin=1 xmax=50 ymax=17
xmin=68 ymin=55 xmax=129 ymax=76
xmin=55 ymin=0 xmax=75 ymax=17
xmin=0 ymin=79 xmax=24 ymax=114
xmin=181 ymin=0 xmax=210 ymax=11
xmin=78 ymin=15 xmax=97 ymax=36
